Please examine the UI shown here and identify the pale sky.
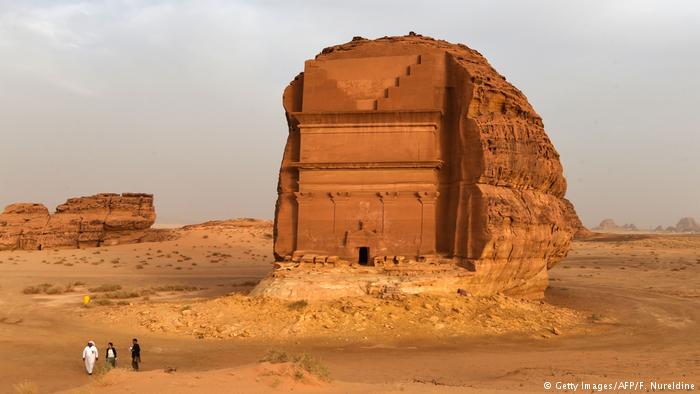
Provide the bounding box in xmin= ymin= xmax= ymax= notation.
xmin=0 ymin=0 xmax=698 ymax=228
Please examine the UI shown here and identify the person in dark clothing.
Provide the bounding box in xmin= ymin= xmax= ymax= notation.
xmin=105 ymin=342 xmax=117 ymax=368
xmin=129 ymin=338 xmax=141 ymax=370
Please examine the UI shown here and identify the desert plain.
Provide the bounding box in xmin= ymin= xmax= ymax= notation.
xmin=0 ymin=219 xmax=698 ymax=393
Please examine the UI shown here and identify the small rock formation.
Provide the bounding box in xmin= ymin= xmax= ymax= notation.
xmin=0 ymin=193 xmax=156 ymax=250
xmin=675 ymin=217 xmax=700 ymax=233
xmin=593 ymin=219 xmax=637 ymax=232
xmin=594 ymin=219 xmax=619 ymax=231
xmin=254 ymin=34 xmax=580 ymax=300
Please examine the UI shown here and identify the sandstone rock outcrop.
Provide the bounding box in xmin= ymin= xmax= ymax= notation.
xmin=563 ymin=199 xmax=593 ymax=239
xmin=259 ymin=34 xmax=579 ymax=300
xmin=0 ymin=193 xmax=156 ymax=250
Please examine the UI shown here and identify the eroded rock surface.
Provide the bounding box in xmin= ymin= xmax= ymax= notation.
xmin=0 ymin=193 xmax=156 ymax=250
xmin=259 ymin=34 xmax=581 ymax=299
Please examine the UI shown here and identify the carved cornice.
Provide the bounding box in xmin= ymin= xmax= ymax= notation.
xmin=291 ymin=161 xmax=443 ymax=169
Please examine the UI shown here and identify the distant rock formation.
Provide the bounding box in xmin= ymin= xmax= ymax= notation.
xmin=593 ymin=219 xmax=637 ymax=232
xmin=594 ymin=219 xmax=619 ymax=231
xmin=261 ymin=33 xmax=579 ymax=300
xmin=0 ymin=193 xmax=156 ymax=250
xmin=675 ymin=217 xmax=700 ymax=233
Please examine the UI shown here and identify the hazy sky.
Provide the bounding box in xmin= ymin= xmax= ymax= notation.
xmin=0 ymin=1 xmax=698 ymax=227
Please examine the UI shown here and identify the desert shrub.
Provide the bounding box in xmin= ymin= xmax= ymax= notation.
xmin=293 ymin=352 xmax=331 ymax=381
xmin=260 ymin=350 xmax=289 ymax=364
xmin=102 ymin=291 xmax=139 ymax=299
xmin=93 ymin=299 xmax=113 ymax=306
xmin=89 ymin=284 xmax=122 ymax=292
xmin=22 ymin=283 xmax=60 ymax=295
xmin=259 ymin=351 xmax=331 ymax=382
xmin=12 ymin=380 xmax=38 ymax=394
xmin=45 ymin=286 xmax=63 ymax=295
xmin=152 ymin=285 xmax=198 ymax=292
xmin=287 ymin=300 xmax=308 ymax=310
xmin=117 ymin=300 xmax=130 ymax=305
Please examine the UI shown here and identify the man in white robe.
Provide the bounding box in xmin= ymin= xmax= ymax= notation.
xmin=82 ymin=341 xmax=99 ymax=375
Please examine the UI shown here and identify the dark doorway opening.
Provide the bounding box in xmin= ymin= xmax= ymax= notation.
xmin=358 ymin=247 xmax=369 ymax=265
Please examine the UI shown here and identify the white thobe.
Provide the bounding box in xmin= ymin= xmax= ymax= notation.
xmin=82 ymin=345 xmax=98 ymax=374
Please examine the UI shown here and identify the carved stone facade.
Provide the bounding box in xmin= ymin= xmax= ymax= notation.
xmin=261 ymin=34 xmax=581 ymax=299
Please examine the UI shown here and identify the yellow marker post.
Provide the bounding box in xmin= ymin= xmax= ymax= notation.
xmin=83 ymin=295 xmax=91 ymax=306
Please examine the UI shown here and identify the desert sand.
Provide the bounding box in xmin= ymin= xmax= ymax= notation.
xmin=1 ymin=220 xmax=698 ymax=393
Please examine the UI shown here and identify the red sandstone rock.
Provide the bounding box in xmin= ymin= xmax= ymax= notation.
xmin=0 ymin=203 xmax=50 ymax=250
xmin=0 ymin=193 xmax=156 ymax=250
xmin=563 ymin=199 xmax=593 ymax=239
xmin=263 ymin=34 xmax=580 ymax=299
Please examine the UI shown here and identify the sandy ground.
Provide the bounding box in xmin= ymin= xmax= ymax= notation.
xmin=1 ymin=223 xmax=699 ymax=393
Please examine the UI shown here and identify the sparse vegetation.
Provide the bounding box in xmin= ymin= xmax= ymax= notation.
xmin=101 ymin=290 xmax=140 ymax=299
xmin=12 ymin=380 xmax=38 ymax=394
xmin=88 ymin=284 xmax=122 ymax=292
xmin=22 ymin=283 xmax=63 ymax=295
xmin=259 ymin=350 xmax=331 ymax=382
xmin=152 ymin=285 xmax=198 ymax=292
xmin=287 ymin=300 xmax=309 ymax=310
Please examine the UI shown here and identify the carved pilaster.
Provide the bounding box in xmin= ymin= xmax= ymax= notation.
xmin=378 ymin=191 xmax=399 ymax=234
xmin=417 ymin=191 xmax=440 ymax=255
xmin=329 ymin=192 xmax=351 ymax=242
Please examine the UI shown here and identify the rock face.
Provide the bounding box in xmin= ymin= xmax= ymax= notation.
xmin=262 ymin=34 xmax=579 ymax=299
xmin=563 ymin=199 xmax=593 ymax=239
xmin=0 ymin=193 xmax=156 ymax=250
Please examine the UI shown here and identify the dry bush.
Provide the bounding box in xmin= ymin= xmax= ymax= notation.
xmin=22 ymin=283 xmax=60 ymax=295
xmin=293 ymin=352 xmax=331 ymax=382
xmin=101 ymin=291 xmax=139 ymax=299
xmin=259 ymin=350 xmax=331 ymax=382
xmin=287 ymin=300 xmax=309 ymax=310
xmin=88 ymin=284 xmax=122 ymax=292
xmin=45 ymin=286 xmax=64 ymax=295
xmin=260 ymin=350 xmax=290 ymax=364
xmin=12 ymin=380 xmax=38 ymax=394
xmin=152 ymin=285 xmax=198 ymax=292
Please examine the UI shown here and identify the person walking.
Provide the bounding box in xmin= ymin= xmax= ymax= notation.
xmin=82 ymin=341 xmax=99 ymax=375
xmin=105 ymin=342 xmax=117 ymax=368
xmin=129 ymin=338 xmax=141 ymax=370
